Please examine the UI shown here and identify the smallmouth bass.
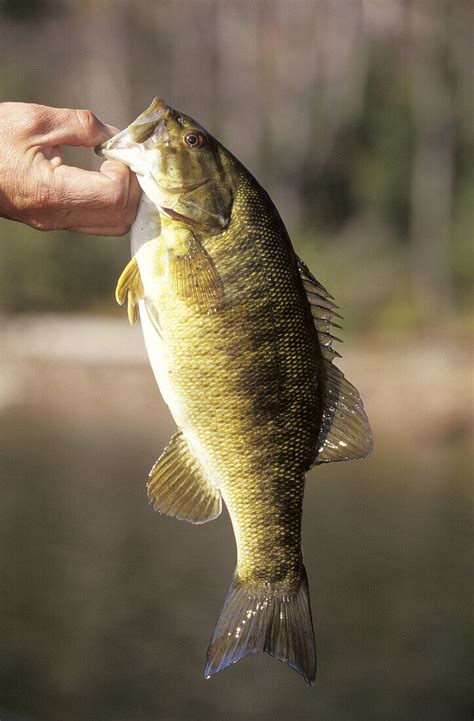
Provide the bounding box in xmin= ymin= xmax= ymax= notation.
xmin=98 ymin=98 xmax=372 ymax=685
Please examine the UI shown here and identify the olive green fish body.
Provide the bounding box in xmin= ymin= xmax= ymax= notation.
xmin=100 ymin=99 xmax=372 ymax=684
xmin=139 ymin=170 xmax=319 ymax=587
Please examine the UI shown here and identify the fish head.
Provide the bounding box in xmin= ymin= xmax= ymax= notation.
xmin=97 ymin=98 xmax=237 ymax=233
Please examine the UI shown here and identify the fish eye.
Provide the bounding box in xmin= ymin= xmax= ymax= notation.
xmin=184 ymin=132 xmax=205 ymax=148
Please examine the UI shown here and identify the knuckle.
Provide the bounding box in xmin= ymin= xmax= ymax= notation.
xmin=75 ymin=108 xmax=100 ymax=135
xmin=21 ymin=190 xmax=42 ymax=214
xmin=5 ymin=103 xmax=45 ymax=137
xmin=29 ymin=216 xmax=53 ymax=232
xmin=26 ymin=191 xmax=65 ymax=232
xmin=28 ymin=179 xmax=56 ymax=214
xmin=27 ymin=104 xmax=46 ymax=126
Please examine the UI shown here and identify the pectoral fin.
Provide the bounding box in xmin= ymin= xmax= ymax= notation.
xmin=115 ymin=256 xmax=145 ymax=325
xmin=167 ymin=229 xmax=224 ymax=315
xmin=147 ymin=430 xmax=222 ymax=524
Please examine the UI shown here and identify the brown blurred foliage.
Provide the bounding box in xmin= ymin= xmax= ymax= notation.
xmin=0 ymin=0 xmax=472 ymax=335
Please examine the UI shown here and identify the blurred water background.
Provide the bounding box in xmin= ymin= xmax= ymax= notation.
xmin=0 ymin=1 xmax=472 ymax=720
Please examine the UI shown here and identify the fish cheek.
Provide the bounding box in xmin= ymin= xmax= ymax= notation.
xmin=129 ymin=120 xmax=158 ymax=144
xmin=155 ymin=145 xmax=180 ymax=182
xmin=177 ymin=182 xmax=233 ymax=233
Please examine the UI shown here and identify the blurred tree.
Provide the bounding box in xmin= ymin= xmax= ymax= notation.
xmin=0 ymin=0 xmax=58 ymax=22
xmin=408 ymin=1 xmax=456 ymax=323
xmin=0 ymin=0 xmax=471 ymax=331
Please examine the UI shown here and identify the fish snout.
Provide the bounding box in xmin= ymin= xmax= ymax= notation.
xmin=95 ymin=126 xmax=151 ymax=176
xmin=94 ymin=98 xmax=170 ymax=171
xmin=94 ymin=126 xmax=134 ymax=159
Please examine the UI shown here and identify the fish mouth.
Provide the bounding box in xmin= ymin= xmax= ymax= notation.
xmin=94 ymin=97 xmax=170 ymax=173
xmin=94 ymin=128 xmax=134 ymax=160
xmin=94 ymin=132 xmax=145 ymax=175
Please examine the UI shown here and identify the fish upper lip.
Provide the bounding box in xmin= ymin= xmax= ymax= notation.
xmin=94 ymin=134 xmax=123 ymax=158
xmin=100 ymin=128 xmax=132 ymax=152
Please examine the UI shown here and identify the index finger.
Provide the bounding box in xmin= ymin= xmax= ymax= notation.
xmin=33 ymin=105 xmax=119 ymax=148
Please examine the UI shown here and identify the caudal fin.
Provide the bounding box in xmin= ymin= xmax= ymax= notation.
xmin=205 ymin=567 xmax=316 ymax=685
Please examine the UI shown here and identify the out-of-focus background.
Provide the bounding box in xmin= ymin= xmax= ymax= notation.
xmin=0 ymin=2 xmax=472 ymax=720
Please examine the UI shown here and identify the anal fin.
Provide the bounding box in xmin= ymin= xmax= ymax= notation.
xmin=115 ymin=256 xmax=144 ymax=325
xmin=147 ymin=430 xmax=222 ymax=524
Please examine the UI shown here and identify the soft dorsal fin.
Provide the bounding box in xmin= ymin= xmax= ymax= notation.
xmin=147 ymin=430 xmax=222 ymax=524
xmin=314 ymin=362 xmax=373 ymax=463
xmin=296 ymin=256 xmax=373 ymax=464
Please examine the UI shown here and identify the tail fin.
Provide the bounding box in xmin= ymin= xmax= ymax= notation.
xmin=205 ymin=566 xmax=316 ymax=685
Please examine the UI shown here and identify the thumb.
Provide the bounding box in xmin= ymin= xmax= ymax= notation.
xmin=40 ymin=106 xmax=120 ymax=148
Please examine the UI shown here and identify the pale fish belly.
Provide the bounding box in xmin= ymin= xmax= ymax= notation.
xmin=132 ymin=234 xmax=184 ymax=427
xmin=138 ymin=300 xmax=176 ymax=416
xmin=137 ymin=293 xmax=225 ymax=488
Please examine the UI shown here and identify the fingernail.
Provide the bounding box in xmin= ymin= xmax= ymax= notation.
xmin=103 ymin=123 xmax=121 ymax=136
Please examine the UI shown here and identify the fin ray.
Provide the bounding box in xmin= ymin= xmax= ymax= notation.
xmin=115 ymin=256 xmax=144 ymax=325
xmin=296 ymin=256 xmax=373 ymax=464
xmin=148 ymin=430 xmax=222 ymax=524
xmin=168 ymin=232 xmax=224 ymax=314
xmin=205 ymin=568 xmax=316 ymax=685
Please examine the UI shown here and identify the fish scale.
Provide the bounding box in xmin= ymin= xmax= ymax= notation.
xmin=98 ymin=98 xmax=372 ymax=685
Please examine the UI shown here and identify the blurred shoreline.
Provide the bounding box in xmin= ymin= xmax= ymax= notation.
xmin=1 ymin=313 xmax=472 ymax=451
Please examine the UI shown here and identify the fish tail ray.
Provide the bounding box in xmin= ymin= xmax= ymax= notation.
xmin=204 ymin=566 xmax=316 ymax=685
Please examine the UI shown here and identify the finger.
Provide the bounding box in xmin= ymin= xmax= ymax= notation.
xmin=51 ymin=160 xmax=139 ymax=212
xmin=39 ymin=162 xmax=140 ymax=230
xmin=68 ymin=225 xmax=132 ymax=236
xmin=99 ymin=160 xmax=142 ymax=207
xmin=34 ymin=106 xmax=119 ymax=147
xmin=98 ymin=159 xmax=134 ymax=189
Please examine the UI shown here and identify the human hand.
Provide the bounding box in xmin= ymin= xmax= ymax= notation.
xmin=0 ymin=102 xmax=141 ymax=235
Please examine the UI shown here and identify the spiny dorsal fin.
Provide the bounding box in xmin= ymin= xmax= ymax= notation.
xmin=297 ymin=256 xmax=342 ymax=361
xmin=147 ymin=430 xmax=222 ymax=524
xmin=115 ymin=255 xmax=144 ymax=325
xmin=296 ymin=256 xmax=373 ymax=464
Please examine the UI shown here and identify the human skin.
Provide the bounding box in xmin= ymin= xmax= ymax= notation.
xmin=0 ymin=102 xmax=141 ymax=236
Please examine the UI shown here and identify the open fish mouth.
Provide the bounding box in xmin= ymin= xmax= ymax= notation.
xmin=94 ymin=98 xmax=170 ymax=174
xmin=94 ymin=130 xmax=148 ymax=175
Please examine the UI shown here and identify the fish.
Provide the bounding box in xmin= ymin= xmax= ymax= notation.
xmin=97 ymin=98 xmax=373 ymax=685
